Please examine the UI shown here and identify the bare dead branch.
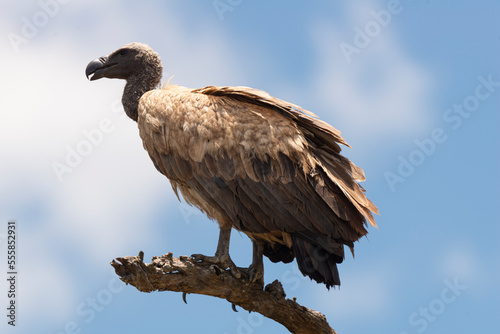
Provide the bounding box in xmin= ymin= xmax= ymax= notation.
xmin=110 ymin=251 xmax=337 ymax=334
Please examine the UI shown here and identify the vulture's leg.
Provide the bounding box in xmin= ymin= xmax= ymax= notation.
xmin=191 ymin=227 xmax=241 ymax=279
xmin=246 ymin=239 xmax=264 ymax=286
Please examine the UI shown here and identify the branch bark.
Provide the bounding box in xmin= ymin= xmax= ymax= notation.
xmin=111 ymin=251 xmax=337 ymax=334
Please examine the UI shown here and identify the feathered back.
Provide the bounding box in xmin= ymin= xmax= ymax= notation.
xmin=192 ymin=86 xmax=378 ymax=227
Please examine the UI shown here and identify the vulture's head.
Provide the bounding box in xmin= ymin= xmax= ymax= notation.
xmin=85 ymin=42 xmax=163 ymax=82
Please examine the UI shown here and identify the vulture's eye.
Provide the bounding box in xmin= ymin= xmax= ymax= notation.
xmin=119 ymin=49 xmax=128 ymax=56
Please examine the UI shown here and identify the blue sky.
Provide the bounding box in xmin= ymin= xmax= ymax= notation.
xmin=0 ymin=1 xmax=498 ymax=333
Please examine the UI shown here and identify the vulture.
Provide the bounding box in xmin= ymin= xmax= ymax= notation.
xmin=85 ymin=43 xmax=378 ymax=289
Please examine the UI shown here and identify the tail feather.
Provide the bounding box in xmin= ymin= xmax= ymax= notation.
xmin=291 ymin=236 xmax=342 ymax=289
xmin=261 ymin=235 xmax=347 ymax=289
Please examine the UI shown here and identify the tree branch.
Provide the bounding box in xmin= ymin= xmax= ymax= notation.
xmin=110 ymin=251 xmax=337 ymax=334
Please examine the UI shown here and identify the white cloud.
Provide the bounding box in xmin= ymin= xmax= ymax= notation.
xmin=0 ymin=228 xmax=76 ymax=328
xmin=0 ymin=0 xmax=250 ymax=260
xmin=0 ymin=1 xmax=250 ymax=325
xmin=309 ymin=1 xmax=434 ymax=143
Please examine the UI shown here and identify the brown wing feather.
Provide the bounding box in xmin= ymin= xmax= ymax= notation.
xmin=192 ymin=85 xmax=349 ymax=152
xmin=191 ymin=85 xmax=378 ymax=224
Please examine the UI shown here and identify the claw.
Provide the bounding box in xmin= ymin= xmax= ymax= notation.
xmin=191 ymin=253 xmax=242 ymax=279
xmin=248 ymin=262 xmax=264 ymax=284
xmin=191 ymin=227 xmax=243 ymax=279
xmin=182 ymin=292 xmax=187 ymax=304
xmin=232 ymin=303 xmax=238 ymax=312
xmin=239 ymin=265 xmax=264 ymax=288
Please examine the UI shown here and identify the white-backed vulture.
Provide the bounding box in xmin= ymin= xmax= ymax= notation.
xmin=85 ymin=42 xmax=378 ymax=288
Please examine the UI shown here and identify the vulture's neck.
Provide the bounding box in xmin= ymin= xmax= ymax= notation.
xmin=123 ymin=70 xmax=162 ymax=122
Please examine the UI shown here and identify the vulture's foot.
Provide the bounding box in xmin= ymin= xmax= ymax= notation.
xmin=240 ymin=262 xmax=264 ymax=288
xmin=191 ymin=253 xmax=242 ymax=279
xmin=243 ymin=239 xmax=265 ymax=287
xmin=192 ymin=227 xmax=242 ymax=279
xmin=248 ymin=262 xmax=264 ymax=285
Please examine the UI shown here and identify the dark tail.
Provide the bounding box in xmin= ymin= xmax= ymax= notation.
xmin=291 ymin=235 xmax=344 ymax=289
xmin=263 ymin=234 xmax=346 ymax=289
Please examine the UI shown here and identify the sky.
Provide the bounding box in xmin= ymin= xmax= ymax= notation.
xmin=0 ymin=0 xmax=498 ymax=333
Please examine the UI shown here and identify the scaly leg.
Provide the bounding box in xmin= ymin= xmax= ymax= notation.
xmin=191 ymin=227 xmax=241 ymax=279
xmin=246 ymin=239 xmax=264 ymax=286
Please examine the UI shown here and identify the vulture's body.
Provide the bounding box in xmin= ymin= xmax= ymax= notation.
xmin=86 ymin=43 xmax=378 ymax=288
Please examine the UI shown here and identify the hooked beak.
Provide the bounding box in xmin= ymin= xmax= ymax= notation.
xmin=85 ymin=56 xmax=117 ymax=81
